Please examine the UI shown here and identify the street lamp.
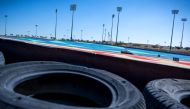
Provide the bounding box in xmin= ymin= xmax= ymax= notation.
xmin=169 ymin=10 xmax=179 ymax=51
xmin=102 ymin=24 xmax=105 ymax=42
xmin=180 ymin=18 xmax=187 ymax=48
xmin=4 ymin=15 xmax=8 ymax=36
xmin=55 ymin=9 xmax=58 ymax=40
xmin=116 ymin=7 xmax=122 ymax=44
xmin=110 ymin=14 xmax=115 ymax=42
xmin=70 ymin=4 xmax=77 ymax=41
xmin=35 ymin=25 xmax=38 ymax=37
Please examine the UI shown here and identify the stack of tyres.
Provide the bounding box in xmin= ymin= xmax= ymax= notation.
xmin=0 ymin=61 xmax=146 ymax=109
xmin=144 ymin=79 xmax=190 ymax=109
xmin=0 ymin=51 xmax=5 ymax=65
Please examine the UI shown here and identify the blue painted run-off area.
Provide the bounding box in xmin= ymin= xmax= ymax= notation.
xmin=17 ymin=38 xmax=190 ymax=62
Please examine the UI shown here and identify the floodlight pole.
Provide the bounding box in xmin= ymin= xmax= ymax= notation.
xmin=169 ymin=10 xmax=179 ymax=51
xmin=102 ymin=24 xmax=105 ymax=42
xmin=180 ymin=18 xmax=187 ymax=48
xmin=116 ymin=7 xmax=122 ymax=44
xmin=81 ymin=29 xmax=83 ymax=40
xmin=55 ymin=9 xmax=58 ymax=40
xmin=111 ymin=14 xmax=115 ymax=42
xmin=27 ymin=31 xmax=30 ymax=37
xmin=35 ymin=25 xmax=38 ymax=37
xmin=128 ymin=37 xmax=130 ymax=43
xmin=71 ymin=10 xmax=74 ymax=40
xmin=4 ymin=15 xmax=8 ymax=36
xmin=104 ymin=28 xmax=107 ymax=41
xmin=70 ymin=4 xmax=77 ymax=41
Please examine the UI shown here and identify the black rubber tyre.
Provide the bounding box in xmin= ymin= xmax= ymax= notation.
xmin=0 ymin=61 xmax=63 ymax=75
xmin=144 ymin=79 xmax=190 ymax=109
xmin=0 ymin=51 xmax=5 ymax=65
xmin=0 ymin=61 xmax=146 ymax=109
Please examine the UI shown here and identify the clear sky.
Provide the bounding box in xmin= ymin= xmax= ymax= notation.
xmin=0 ymin=0 xmax=190 ymax=47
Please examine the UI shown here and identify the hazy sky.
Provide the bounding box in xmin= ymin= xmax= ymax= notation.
xmin=0 ymin=0 xmax=190 ymax=47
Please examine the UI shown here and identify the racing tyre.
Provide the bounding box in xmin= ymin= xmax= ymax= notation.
xmin=0 ymin=51 xmax=5 ymax=65
xmin=0 ymin=61 xmax=146 ymax=109
xmin=144 ymin=79 xmax=190 ymax=109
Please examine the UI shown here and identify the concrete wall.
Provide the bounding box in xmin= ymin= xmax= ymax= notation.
xmin=0 ymin=38 xmax=190 ymax=90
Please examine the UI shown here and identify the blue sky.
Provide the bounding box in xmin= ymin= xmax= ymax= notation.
xmin=0 ymin=0 xmax=190 ymax=47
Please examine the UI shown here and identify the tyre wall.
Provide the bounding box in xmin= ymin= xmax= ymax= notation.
xmin=0 ymin=38 xmax=190 ymax=90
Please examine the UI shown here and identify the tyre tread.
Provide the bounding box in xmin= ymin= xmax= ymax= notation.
xmin=144 ymin=79 xmax=189 ymax=109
